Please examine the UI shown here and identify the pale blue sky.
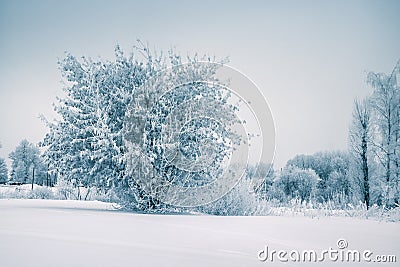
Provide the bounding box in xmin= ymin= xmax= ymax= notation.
xmin=0 ymin=0 xmax=399 ymax=168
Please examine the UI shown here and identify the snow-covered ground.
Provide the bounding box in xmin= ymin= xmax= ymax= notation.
xmin=0 ymin=199 xmax=399 ymax=267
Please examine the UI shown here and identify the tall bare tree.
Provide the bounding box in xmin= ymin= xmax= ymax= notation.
xmin=350 ymin=99 xmax=371 ymax=208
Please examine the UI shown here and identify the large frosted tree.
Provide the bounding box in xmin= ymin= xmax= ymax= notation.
xmin=368 ymin=60 xmax=400 ymax=206
xmin=123 ymin=58 xmax=238 ymax=208
xmin=41 ymin=45 xmax=150 ymax=193
xmin=42 ymin=44 xmax=235 ymax=209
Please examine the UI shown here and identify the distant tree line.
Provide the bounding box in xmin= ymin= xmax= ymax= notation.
xmin=1 ymin=140 xmax=54 ymax=187
xmin=252 ymin=60 xmax=400 ymax=209
xmin=251 ymin=152 xmax=353 ymax=206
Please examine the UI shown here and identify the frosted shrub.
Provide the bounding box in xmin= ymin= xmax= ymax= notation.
xmin=55 ymin=179 xmax=76 ymax=200
xmin=275 ymin=166 xmax=319 ymax=202
xmin=199 ymin=179 xmax=269 ymax=216
xmin=28 ymin=187 xmax=54 ymax=199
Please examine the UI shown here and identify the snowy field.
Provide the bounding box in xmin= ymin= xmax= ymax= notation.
xmin=0 ymin=199 xmax=399 ymax=267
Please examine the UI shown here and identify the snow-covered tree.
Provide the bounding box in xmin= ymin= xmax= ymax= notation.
xmin=367 ymin=60 xmax=400 ymax=206
xmin=0 ymin=158 xmax=8 ymax=184
xmin=41 ymin=45 xmax=149 ymax=194
xmin=9 ymin=139 xmax=44 ymax=185
xmin=275 ymin=166 xmax=318 ymax=202
xmin=286 ymin=151 xmax=352 ymax=201
xmin=349 ymin=99 xmax=372 ymax=208
xmin=42 ymin=43 xmax=236 ymax=209
xmin=123 ymin=52 xmax=239 ymax=208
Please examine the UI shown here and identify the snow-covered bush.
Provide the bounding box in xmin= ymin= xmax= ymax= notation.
xmin=386 ymin=206 xmax=400 ymax=222
xmin=28 ymin=186 xmax=54 ymax=199
xmin=0 ymin=184 xmax=54 ymax=199
xmin=55 ymin=179 xmax=76 ymax=200
xmin=0 ymin=185 xmax=25 ymax=198
xmin=198 ymin=178 xmax=270 ymax=216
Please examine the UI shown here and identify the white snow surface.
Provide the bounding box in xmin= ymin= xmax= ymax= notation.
xmin=0 ymin=199 xmax=399 ymax=267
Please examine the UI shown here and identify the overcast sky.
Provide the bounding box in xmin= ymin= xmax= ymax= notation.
xmin=0 ymin=0 xmax=399 ymax=168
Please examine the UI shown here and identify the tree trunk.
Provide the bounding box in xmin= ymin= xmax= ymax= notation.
xmin=31 ymin=167 xmax=35 ymax=190
xmin=361 ymin=132 xmax=369 ymax=208
xmin=84 ymin=187 xmax=91 ymax=201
